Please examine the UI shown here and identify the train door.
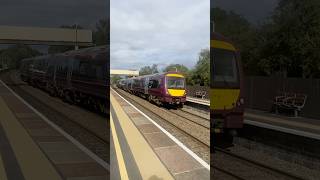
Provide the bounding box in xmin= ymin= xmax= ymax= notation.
xmin=66 ymin=58 xmax=74 ymax=89
xmin=144 ymin=77 xmax=149 ymax=94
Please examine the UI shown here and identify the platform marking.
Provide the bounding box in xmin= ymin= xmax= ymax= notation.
xmin=186 ymin=96 xmax=210 ymax=106
xmin=110 ymin=113 xmax=129 ymax=180
xmin=112 ymin=88 xmax=210 ymax=170
xmin=0 ymin=80 xmax=110 ymax=171
xmin=0 ymin=154 xmax=8 ymax=180
xmin=245 ymin=119 xmax=320 ymax=140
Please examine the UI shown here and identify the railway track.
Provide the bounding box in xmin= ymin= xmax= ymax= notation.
xmin=213 ymin=147 xmax=306 ymax=180
xmin=180 ymin=107 xmax=210 ymax=120
xmin=212 ymin=166 xmax=247 ymax=180
xmin=113 ymin=88 xmax=210 ymax=162
xmin=0 ymin=70 xmax=109 ymax=162
xmin=169 ymin=109 xmax=209 ymax=129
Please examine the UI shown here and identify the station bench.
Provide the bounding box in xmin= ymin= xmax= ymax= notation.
xmin=195 ymin=90 xmax=207 ymax=99
xmin=273 ymin=92 xmax=307 ymax=117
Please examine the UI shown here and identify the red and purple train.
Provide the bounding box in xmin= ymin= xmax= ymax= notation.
xmin=20 ymin=46 xmax=109 ymax=114
xmin=118 ymin=72 xmax=187 ymax=108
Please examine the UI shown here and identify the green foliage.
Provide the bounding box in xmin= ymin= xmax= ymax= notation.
xmin=268 ymin=0 xmax=320 ymax=78
xmin=213 ymin=1 xmax=320 ymax=78
xmin=163 ymin=64 xmax=195 ymax=85
xmin=111 ymin=75 xmax=122 ymax=84
xmin=139 ymin=64 xmax=159 ymax=75
xmin=141 ymin=49 xmax=209 ymax=86
xmin=190 ymin=49 xmax=210 ymax=86
xmin=213 ymin=7 xmax=259 ymax=75
xmin=0 ymin=44 xmax=41 ymax=68
xmin=163 ymin=64 xmax=189 ymax=74
xmin=93 ymin=19 xmax=109 ymax=46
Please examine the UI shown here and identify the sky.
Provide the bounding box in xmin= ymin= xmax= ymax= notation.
xmin=0 ymin=0 xmax=108 ymax=29
xmin=0 ymin=0 xmax=108 ymax=52
xmin=212 ymin=0 xmax=279 ymax=24
xmin=110 ymin=0 xmax=210 ymax=70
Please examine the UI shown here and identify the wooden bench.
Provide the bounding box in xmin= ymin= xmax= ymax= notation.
xmin=195 ymin=91 xmax=206 ymax=99
xmin=273 ymin=92 xmax=307 ymax=117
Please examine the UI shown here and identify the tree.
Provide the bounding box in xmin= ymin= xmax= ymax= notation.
xmin=111 ymin=75 xmax=122 ymax=84
xmin=191 ymin=49 xmax=210 ymax=86
xmin=0 ymin=44 xmax=41 ymax=68
xmin=93 ymin=19 xmax=109 ymax=46
xmin=139 ymin=64 xmax=159 ymax=76
xmin=48 ymin=24 xmax=84 ymax=54
xmin=212 ymin=7 xmax=259 ymax=76
xmin=163 ymin=64 xmax=189 ymax=74
xmin=253 ymin=0 xmax=320 ymax=78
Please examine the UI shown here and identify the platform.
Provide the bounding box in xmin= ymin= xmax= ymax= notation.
xmin=186 ymin=96 xmax=210 ymax=106
xmin=0 ymin=80 xmax=108 ymax=180
xmin=110 ymin=89 xmax=210 ymax=180
xmin=245 ymin=109 xmax=320 ymax=140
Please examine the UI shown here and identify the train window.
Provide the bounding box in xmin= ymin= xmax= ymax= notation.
xmin=88 ymin=66 xmax=96 ymax=78
xmin=94 ymin=64 xmax=105 ymax=80
xmin=166 ymin=77 xmax=185 ymax=89
xmin=149 ymin=80 xmax=159 ymax=88
xmin=79 ymin=62 xmax=89 ymax=76
xmin=212 ymin=48 xmax=239 ymax=85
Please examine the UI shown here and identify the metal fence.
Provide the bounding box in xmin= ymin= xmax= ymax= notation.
xmin=244 ymin=76 xmax=320 ymax=119
xmin=186 ymin=85 xmax=210 ymax=99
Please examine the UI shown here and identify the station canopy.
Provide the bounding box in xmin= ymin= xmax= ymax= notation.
xmin=0 ymin=25 xmax=92 ymax=46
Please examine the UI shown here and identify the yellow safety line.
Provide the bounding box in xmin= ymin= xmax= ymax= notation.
xmin=0 ymin=97 xmax=62 ymax=180
xmin=110 ymin=92 xmax=174 ymax=179
xmin=0 ymin=155 xmax=8 ymax=180
xmin=110 ymin=113 xmax=129 ymax=180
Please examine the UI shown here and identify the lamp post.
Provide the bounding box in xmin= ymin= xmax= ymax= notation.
xmin=75 ymin=23 xmax=79 ymax=50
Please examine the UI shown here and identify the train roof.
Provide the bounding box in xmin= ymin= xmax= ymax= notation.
xmin=22 ymin=45 xmax=108 ymax=62
xmin=64 ymin=45 xmax=107 ymax=55
xmin=211 ymin=32 xmax=237 ymax=51
xmin=128 ymin=71 xmax=185 ymax=80
xmin=62 ymin=45 xmax=108 ymax=59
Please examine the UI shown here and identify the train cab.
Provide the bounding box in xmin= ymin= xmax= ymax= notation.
xmin=211 ymin=32 xmax=244 ymax=138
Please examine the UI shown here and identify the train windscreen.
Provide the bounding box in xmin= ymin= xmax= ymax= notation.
xmin=166 ymin=77 xmax=185 ymax=89
xmin=212 ymin=48 xmax=239 ymax=87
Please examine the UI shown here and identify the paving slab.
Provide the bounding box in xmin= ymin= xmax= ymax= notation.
xmin=155 ymin=146 xmax=203 ymax=174
xmin=138 ymin=124 xmax=161 ymax=134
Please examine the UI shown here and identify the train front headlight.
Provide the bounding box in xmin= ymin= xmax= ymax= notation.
xmin=240 ymin=98 xmax=244 ymax=104
xmin=237 ymin=98 xmax=244 ymax=107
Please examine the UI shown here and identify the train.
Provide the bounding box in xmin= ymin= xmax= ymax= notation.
xmin=117 ymin=72 xmax=187 ymax=108
xmin=19 ymin=46 xmax=109 ymax=114
xmin=211 ymin=32 xmax=244 ymax=142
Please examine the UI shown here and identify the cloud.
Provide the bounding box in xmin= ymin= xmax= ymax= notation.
xmin=0 ymin=0 xmax=108 ymax=29
xmin=110 ymin=0 xmax=210 ymax=70
xmin=212 ymin=0 xmax=278 ymax=24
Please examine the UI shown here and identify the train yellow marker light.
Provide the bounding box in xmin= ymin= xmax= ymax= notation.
xmin=166 ymin=74 xmax=184 ymax=78
xmin=110 ymin=114 xmax=129 ymax=180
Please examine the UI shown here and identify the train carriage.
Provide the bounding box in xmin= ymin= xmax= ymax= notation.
xmin=120 ymin=72 xmax=187 ymax=107
xmin=20 ymin=46 xmax=109 ymax=114
xmin=211 ymin=32 xmax=244 ymax=141
xmin=20 ymin=58 xmax=33 ymax=82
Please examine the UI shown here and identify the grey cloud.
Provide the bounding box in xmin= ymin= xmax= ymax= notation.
xmin=0 ymin=0 xmax=108 ymax=29
xmin=213 ymin=0 xmax=278 ymax=24
xmin=111 ymin=0 xmax=209 ymax=70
